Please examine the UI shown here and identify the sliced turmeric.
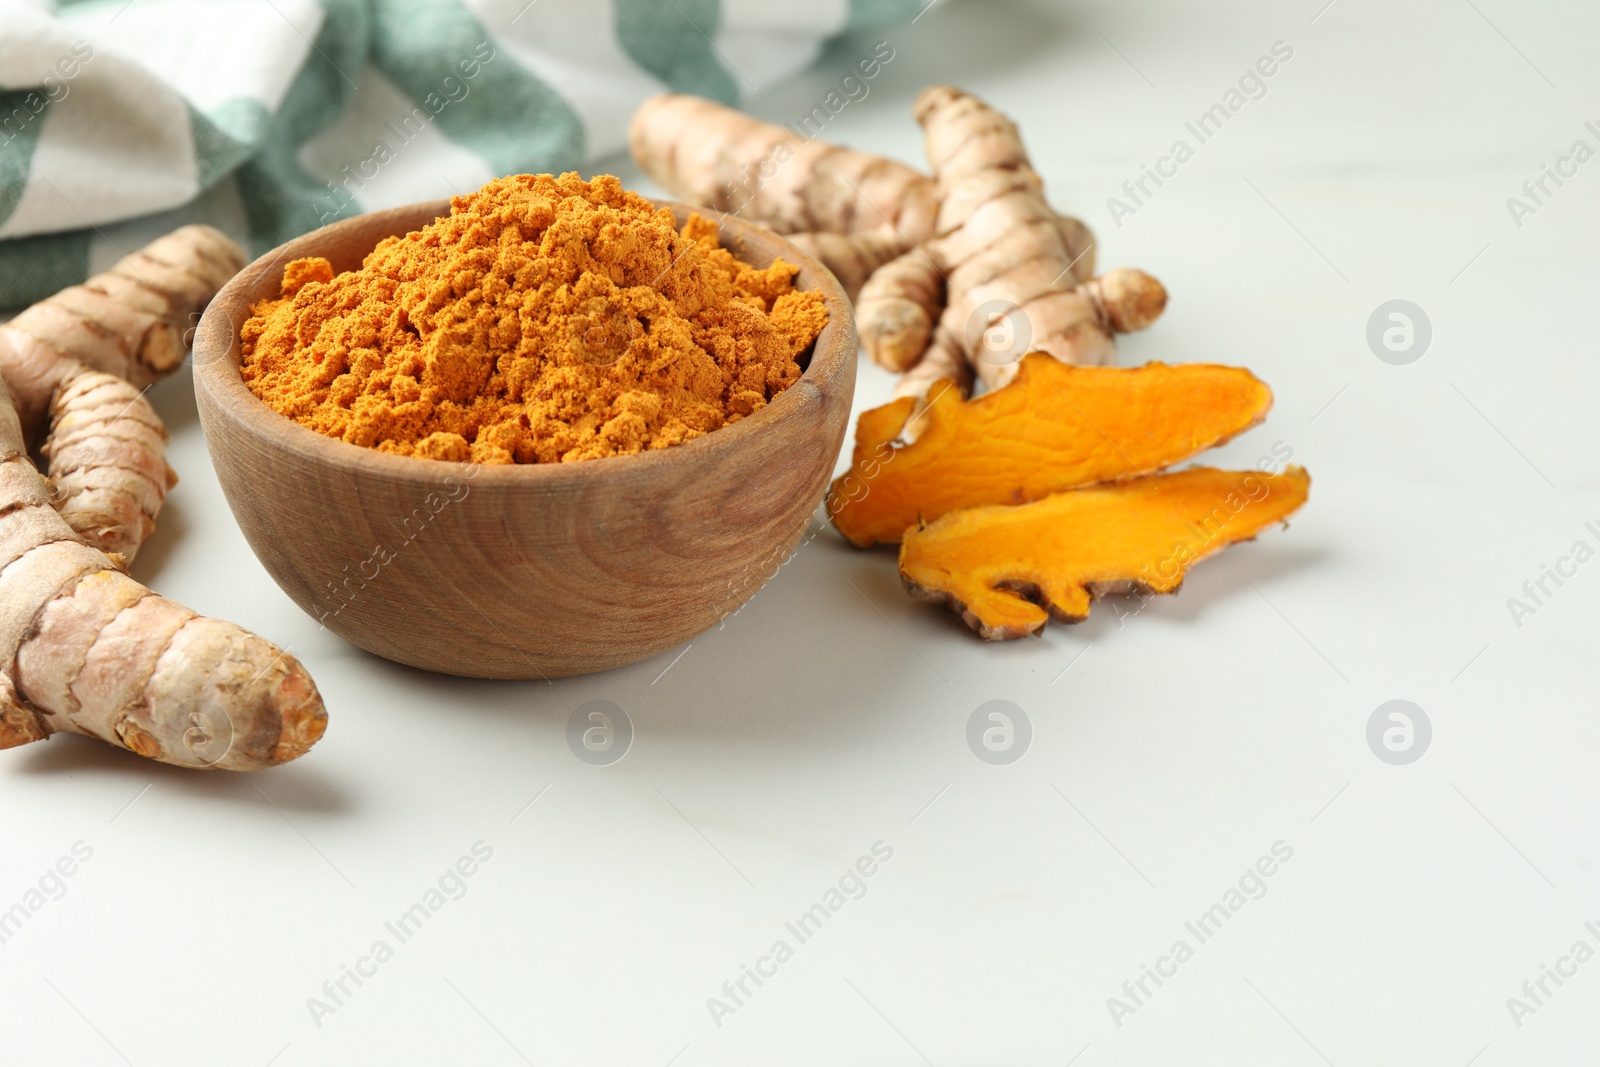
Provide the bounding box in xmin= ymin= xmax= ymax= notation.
xmin=900 ymin=466 xmax=1311 ymax=639
xmin=828 ymin=354 xmax=1275 ymax=547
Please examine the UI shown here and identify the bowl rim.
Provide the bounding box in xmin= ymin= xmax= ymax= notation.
xmin=194 ymin=194 xmax=857 ymax=486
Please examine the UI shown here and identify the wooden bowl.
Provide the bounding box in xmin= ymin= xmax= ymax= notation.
xmin=193 ymin=198 xmax=856 ymax=679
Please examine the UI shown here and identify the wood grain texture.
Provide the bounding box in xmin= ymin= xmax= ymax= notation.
xmin=193 ymin=199 xmax=856 ymax=679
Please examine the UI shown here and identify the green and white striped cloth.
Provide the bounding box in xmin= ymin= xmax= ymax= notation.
xmin=0 ymin=0 xmax=924 ymax=309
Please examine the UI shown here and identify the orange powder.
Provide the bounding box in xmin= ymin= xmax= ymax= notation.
xmin=240 ymin=173 xmax=828 ymax=464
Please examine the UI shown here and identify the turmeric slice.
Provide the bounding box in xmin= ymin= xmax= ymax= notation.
xmin=828 ymin=355 xmax=1274 ymax=546
xmin=899 ymin=466 xmax=1310 ymax=639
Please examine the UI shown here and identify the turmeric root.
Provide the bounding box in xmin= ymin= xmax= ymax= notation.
xmin=629 ymin=93 xmax=938 ymax=242
xmin=40 ymin=372 xmax=176 ymax=562
xmin=858 ymin=245 xmax=944 ymax=371
xmin=830 ymin=355 xmax=1274 ymax=547
xmin=0 ymin=225 xmax=244 ymax=561
xmin=966 ymin=268 xmax=1168 ymax=392
xmin=787 ymin=227 xmax=911 ymax=299
xmin=0 ymin=374 xmax=326 ymax=769
xmin=4 ymin=225 xmax=244 ymax=393
xmin=860 ymin=213 xmax=1100 ymax=376
xmin=890 ymin=325 xmax=970 ymax=435
xmin=900 ymin=467 xmax=1311 ymax=639
xmin=946 ymin=211 xmax=1096 ymax=294
xmin=624 ymin=90 xmax=1149 ymax=396
xmin=890 ymin=265 xmax=1166 ymax=398
xmin=916 ymin=85 xmax=1162 ymax=387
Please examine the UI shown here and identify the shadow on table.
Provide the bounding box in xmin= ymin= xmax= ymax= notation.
xmin=349 ymin=542 xmax=941 ymax=751
xmin=10 ymin=733 xmax=354 ymax=815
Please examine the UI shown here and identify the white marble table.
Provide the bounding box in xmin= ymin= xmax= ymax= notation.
xmin=4 ymin=1 xmax=1597 ymax=1063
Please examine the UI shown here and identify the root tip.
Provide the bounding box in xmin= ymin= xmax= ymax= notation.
xmin=269 ymin=657 xmax=328 ymax=765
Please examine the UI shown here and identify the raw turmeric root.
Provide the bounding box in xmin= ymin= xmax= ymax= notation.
xmin=860 ymin=214 xmax=1099 ymax=375
xmin=916 ymin=85 xmax=1163 ymax=391
xmin=829 ymin=355 xmax=1274 ymax=546
xmin=629 ymin=93 xmax=938 ymax=242
xmin=4 ymin=225 xmax=244 ymax=392
xmin=787 ymin=227 xmax=910 ymax=299
xmin=39 ymin=372 xmax=175 ymax=563
xmin=0 ymin=225 xmax=244 ymax=561
xmin=960 ymin=268 xmax=1168 ymax=392
xmin=0 ymin=374 xmax=327 ymax=769
xmin=858 ymin=245 xmax=944 ymax=371
xmin=900 ymin=467 xmax=1311 ymax=639
xmin=890 ymin=325 xmax=971 ymax=437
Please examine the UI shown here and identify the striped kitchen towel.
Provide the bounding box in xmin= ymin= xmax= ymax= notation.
xmin=0 ymin=0 xmax=926 ymax=308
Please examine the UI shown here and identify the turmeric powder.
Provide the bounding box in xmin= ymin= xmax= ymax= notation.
xmin=241 ymin=173 xmax=828 ymax=464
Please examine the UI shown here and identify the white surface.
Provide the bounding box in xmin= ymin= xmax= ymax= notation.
xmin=4 ymin=1 xmax=1599 ymax=1064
